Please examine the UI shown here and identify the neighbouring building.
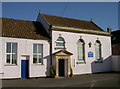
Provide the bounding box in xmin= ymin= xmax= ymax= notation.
xmin=111 ymin=30 xmax=120 ymax=72
xmin=0 ymin=12 xmax=112 ymax=79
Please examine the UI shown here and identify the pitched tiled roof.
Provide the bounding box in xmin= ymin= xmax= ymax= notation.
xmin=1 ymin=18 xmax=50 ymax=40
xmin=41 ymin=13 xmax=104 ymax=31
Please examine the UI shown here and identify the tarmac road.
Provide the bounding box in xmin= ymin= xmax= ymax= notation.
xmin=1 ymin=73 xmax=119 ymax=88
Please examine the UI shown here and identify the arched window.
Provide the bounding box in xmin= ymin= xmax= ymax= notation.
xmin=56 ymin=37 xmax=65 ymax=48
xmin=77 ymin=39 xmax=85 ymax=62
xmin=95 ymin=40 xmax=102 ymax=61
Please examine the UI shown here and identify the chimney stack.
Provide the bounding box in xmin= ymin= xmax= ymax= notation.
xmin=107 ymin=28 xmax=112 ymax=33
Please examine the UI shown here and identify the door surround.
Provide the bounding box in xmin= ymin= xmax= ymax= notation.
xmin=21 ymin=55 xmax=29 ymax=79
xmin=53 ymin=50 xmax=73 ymax=77
xmin=55 ymin=55 xmax=70 ymax=77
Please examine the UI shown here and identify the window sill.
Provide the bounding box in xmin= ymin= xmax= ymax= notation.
xmin=95 ymin=61 xmax=103 ymax=63
xmin=32 ymin=63 xmax=44 ymax=66
xmin=54 ymin=47 xmax=66 ymax=50
xmin=76 ymin=61 xmax=86 ymax=64
xmin=0 ymin=73 xmax=4 ymax=74
xmin=4 ymin=64 xmax=18 ymax=66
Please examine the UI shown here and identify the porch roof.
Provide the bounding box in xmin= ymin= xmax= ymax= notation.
xmin=53 ymin=50 xmax=73 ymax=56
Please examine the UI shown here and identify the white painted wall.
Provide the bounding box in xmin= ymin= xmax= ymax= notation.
xmin=1 ymin=30 xmax=112 ymax=79
xmin=52 ymin=30 xmax=112 ymax=75
xmin=112 ymin=56 xmax=120 ymax=72
xmin=1 ymin=37 xmax=50 ymax=79
xmin=0 ymin=37 xmax=3 ymax=79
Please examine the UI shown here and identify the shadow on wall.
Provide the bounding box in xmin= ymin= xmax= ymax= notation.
xmin=91 ymin=56 xmax=112 ymax=73
xmin=33 ymin=20 xmax=51 ymax=76
xmin=112 ymin=56 xmax=120 ymax=72
xmin=33 ymin=21 xmax=50 ymax=39
xmin=43 ymin=55 xmax=51 ymax=76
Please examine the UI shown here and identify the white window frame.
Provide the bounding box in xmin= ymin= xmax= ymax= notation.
xmin=55 ymin=37 xmax=65 ymax=49
xmin=33 ymin=44 xmax=43 ymax=64
xmin=6 ymin=42 xmax=17 ymax=65
xmin=77 ymin=39 xmax=85 ymax=63
xmin=56 ymin=41 xmax=64 ymax=48
xmin=95 ymin=40 xmax=102 ymax=61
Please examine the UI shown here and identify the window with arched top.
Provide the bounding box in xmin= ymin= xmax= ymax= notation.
xmin=56 ymin=37 xmax=65 ymax=48
xmin=95 ymin=40 xmax=102 ymax=61
xmin=77 ymin=39 xmax=85 ymax=62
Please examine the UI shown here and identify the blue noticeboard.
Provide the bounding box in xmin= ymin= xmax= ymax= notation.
xmin=88 ymin=51 xmax=93 ymax=57
xmin=21 ymin=60 xmax=29 ymax=79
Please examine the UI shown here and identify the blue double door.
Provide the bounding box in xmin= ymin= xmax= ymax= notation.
xmin=21 ymin=60 xmax=29 ymax=79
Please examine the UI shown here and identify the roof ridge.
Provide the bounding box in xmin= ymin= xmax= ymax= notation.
xmin=40 ymin=13 xmax=90 ymax=23
xmin=90 ymin=21 xmax=104 ymax=31
xmin=1 ymin=17 xmax=35 ymax=22
xmin=40 ymin=13 xmax=109 ymax=36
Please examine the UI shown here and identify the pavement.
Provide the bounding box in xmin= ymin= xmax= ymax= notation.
xmin=1 ymin=73 xmax=119 ymax=88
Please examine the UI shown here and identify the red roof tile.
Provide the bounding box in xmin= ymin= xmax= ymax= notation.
xmin=1 ymin=18 xmax=50 ymax=40
xmin=41 ymin=13 xmax=104 ymax=31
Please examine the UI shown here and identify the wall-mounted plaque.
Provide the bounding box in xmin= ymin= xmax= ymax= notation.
xmin=88 ymin=51 xmax=93 ymax=57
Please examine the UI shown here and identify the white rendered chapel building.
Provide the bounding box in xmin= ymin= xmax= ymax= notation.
xmin=0 ymin=13 xmax=112 ymax=79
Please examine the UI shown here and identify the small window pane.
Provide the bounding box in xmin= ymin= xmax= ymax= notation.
xmin=12 ymin=54 xmax=17 ymax=64
xmin=56 ymin=37 xmax=65 ymax=47
xmin=38 ymin=44 xmax=43 ymax=53
xmin=33 ymin=55 xmax=37 ymax=63
xmin=95 ymin=48 xmax=99 ymax=59
xmin=38 ymin=59 xmax=42 ymax=63
xmin=6 ymin=43 xmax=11 ymax=53
xmin=95 ymin=41 xmax=101 ymax=60
xmin=78 ymin=39 xmax=85 ymax=61
xmin=33 ymin=44 xmax=43 ymax=64
xmin=78 ymin=45 xmax=84 ymax=61
xmin=33 ymin=44 xmax=37 ymax=53
xmin=38 ymin=55 xmax=42 ymax=63
xmin=57 ymin=37 xmax=64 ymax=41
xmin=56 ymin=42 xmax=64 ymax=46
xmin=12 ymin=43 xmax=17 ymax=53
xmin=6 ymin=54 xmax=10 ymax=63
xmin=38 ymin=55 xmax=42 ymax=59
